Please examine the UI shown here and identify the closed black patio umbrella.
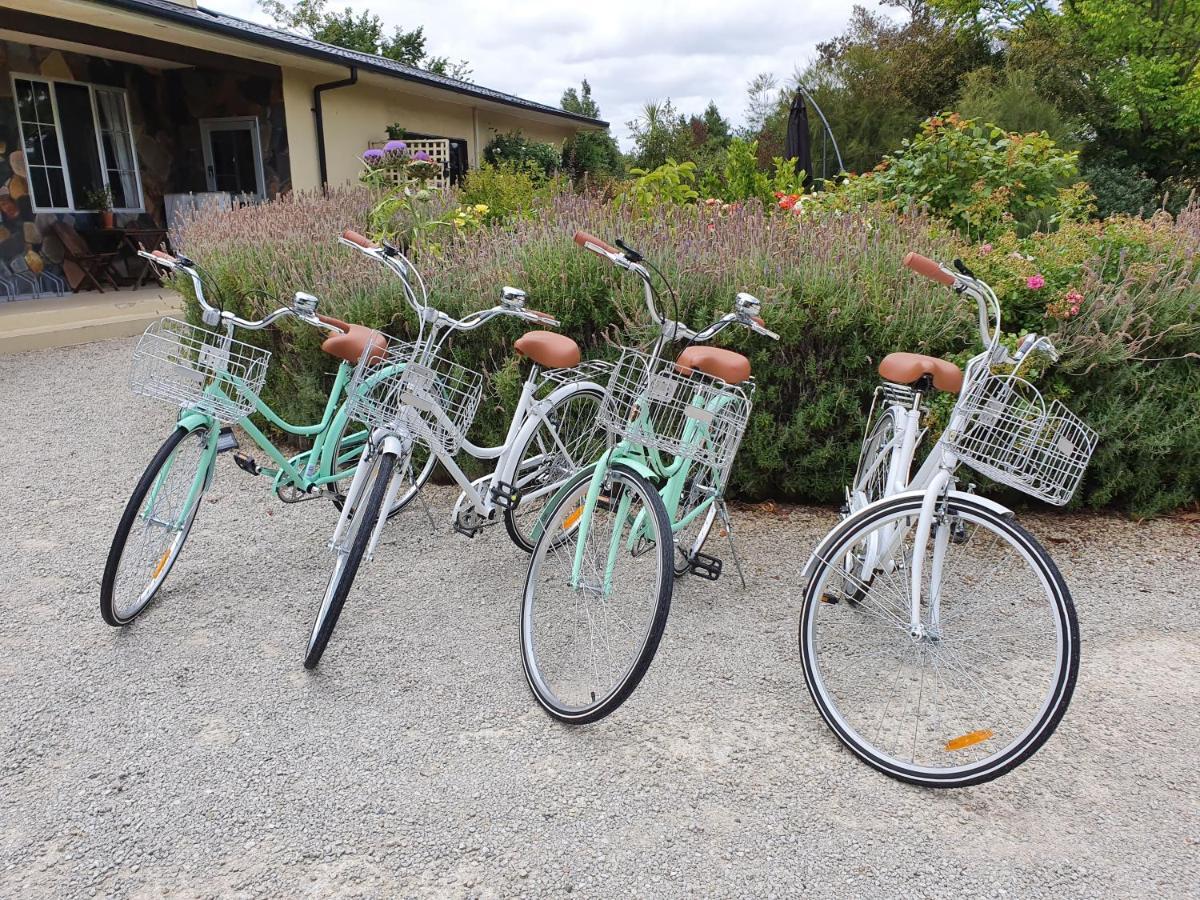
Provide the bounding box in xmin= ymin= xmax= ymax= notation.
xmin=784 ymin=90 xmax=815 ymax=190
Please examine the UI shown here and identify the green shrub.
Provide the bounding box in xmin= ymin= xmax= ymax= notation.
xmin=172 ymin=187 xmax=1200 ymax=516
xmin=619 ymin=159 xmax=699 ymax=211
xmin=459 ymin=162 xmax=543 ymax=222
xmin=1081 ymin=157 xmax=1159 ymax=218
xmin=834 ymin=113 xmax=1084 ymax=239
xmin=483 ymin=131 xmax=559 ymax=177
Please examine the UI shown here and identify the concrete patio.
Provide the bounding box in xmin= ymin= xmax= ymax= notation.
xmin=0 ymin=287 xmax=182 ymax=355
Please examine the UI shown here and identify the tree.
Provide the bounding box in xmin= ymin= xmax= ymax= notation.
xmin=259 ymin=0 xmax=471 ymax=80
xmin=560 ymin=80 xmax=623 ymax=180
xmin=743 ymin=73 xmax=779 ymax=136
xmin=700 ymin=101 xmax=732 ymax=148
xmin=933 ymin=0 xmax=1200 ymax=181
xmin=754 ymin=3 xmax=995 ymax=174
xmin=626 ymin=100 xmax=696 ymax=170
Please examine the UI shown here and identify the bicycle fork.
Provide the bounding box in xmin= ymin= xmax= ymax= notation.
xmin=329 ymin=432 xmax=409 ymax=562
xmin=905 ymin=468 xmax=953 ymax=639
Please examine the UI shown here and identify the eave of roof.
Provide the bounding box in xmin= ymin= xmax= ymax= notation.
xmin=93 ymin=0 xmax=609 ymax=128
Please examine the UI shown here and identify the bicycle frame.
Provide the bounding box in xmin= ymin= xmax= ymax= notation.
xmin=554 ymin=377 xmax=737 ymax=593
xmin=832 ymin=285 xmax=1052 ymax=638
xmin=331 ymin=324 xmax=607 ymax=564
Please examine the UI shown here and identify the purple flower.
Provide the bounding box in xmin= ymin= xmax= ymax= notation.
xmin=362 ymin=148 xmax=384 ymax=164
xmin=383 ymin=140 xmax=408 ymax=154
xmin=411 ymin=150 xmax=432 ymax=162
xmin=1026 ymin=274 xmax=1045 ymax=290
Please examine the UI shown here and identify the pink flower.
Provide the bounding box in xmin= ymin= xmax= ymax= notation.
xmin=707 ymin=222 xmax=715 ymax=233
xmin=979 ymin=242 xmax=993 ymax=256
xmin=1027 ymin=274 xmax=1046 ymax=290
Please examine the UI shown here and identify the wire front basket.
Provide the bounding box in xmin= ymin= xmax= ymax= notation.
xmin=130 ymin=317 xmax=270 ymax=423
xmin=598 ymin=347 xmax=752 ymax=477
xmin=346 ymin=335 xmax=484 ymax=456
xmin=946 ymin=373 xmax=1097 ymax=505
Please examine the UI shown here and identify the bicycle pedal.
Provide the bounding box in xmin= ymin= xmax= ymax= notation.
xmin=216 ymin=427 xmax=239 ymax=453
xmin=488 ymin=479 xmax=521 ymax=511
xmin=233 ymin=452 xmax=260 ymax=476
xmin=688 ymin=552 xmax=723 ymax=581
xmin=452 ymin=520 xmax=481 ymax=539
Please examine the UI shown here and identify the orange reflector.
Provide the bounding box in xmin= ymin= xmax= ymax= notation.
xmin=151 ymin=548 xmax=172 ymax=580
xmin=562 ymin=506 xmax=584 ymax=529
xmin=945 ymin=729 xmax=994 ymax=752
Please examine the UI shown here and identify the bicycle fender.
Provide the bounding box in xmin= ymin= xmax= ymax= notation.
xmin=177 ymin=411 xmax=216 ymax=433
xmin=609 ymin=456 xmax=656 ymax=482
xmin=799 ymin=488 xmax=1013 ymax=582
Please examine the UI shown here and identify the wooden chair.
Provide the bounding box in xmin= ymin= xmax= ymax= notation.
xmin=51 ymin=221 xmax=120 ymax=293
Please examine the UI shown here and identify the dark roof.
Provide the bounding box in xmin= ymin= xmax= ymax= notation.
xmin=95 ymin=0 xmax=608 ymax=128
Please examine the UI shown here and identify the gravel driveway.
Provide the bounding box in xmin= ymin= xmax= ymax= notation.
xmin=1 ymin=337 xmax=1197 ymax=898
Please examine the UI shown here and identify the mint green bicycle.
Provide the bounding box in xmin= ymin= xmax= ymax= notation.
xmin=100 ymin=249 xmax=425 ymax=626
xmin=520 ymin=232 xmax=778 ymax=722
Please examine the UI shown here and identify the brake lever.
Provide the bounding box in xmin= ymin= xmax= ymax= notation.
xmin=615 ymin=238 xmax=644 ymax=263
xmin=953 ymin=258 xmax=977 ymax=280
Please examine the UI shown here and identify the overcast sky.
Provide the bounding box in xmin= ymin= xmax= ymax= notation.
xmin=204 ymin=1 xmax=896 ymax=149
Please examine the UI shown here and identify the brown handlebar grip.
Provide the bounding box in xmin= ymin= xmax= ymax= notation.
xmin=151 ymin=249 xmax=174 ymax=261
xmin=903 ymin=252 xmax=955 ymax=286
xmin=342 ymin=229 xmax=378 ymax=249
xmin=573 ymin=230 xmax=620 ymax=255
xmin=751 ymin=315 xmax=766 ymax=327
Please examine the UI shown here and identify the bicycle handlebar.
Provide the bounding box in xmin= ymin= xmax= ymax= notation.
xmin=340 ymin=229 xmax=559 ymax=334
xmin=902 ymin=250 xmax=1002 ymax=355
xmin=574 ymin=230 xmax=621 ymax=257
xmin=572 ymin=230 xmax=777 ymax=345
xmin=138 ymin=248 xmax=339 ymax=334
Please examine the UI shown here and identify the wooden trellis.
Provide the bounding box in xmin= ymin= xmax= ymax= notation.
xmin=368 ymin=138 xmax=451 ymax=191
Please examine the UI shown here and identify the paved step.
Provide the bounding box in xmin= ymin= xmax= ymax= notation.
xmin=0 ymin=288 xmax=182 ymax=355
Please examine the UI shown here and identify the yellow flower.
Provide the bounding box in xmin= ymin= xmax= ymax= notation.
xmin=474 ymin=204 xmax=489 ymax=214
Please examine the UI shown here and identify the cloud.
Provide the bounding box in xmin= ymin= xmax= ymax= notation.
xmin=205 ymin=0 xmax=893 ymax=148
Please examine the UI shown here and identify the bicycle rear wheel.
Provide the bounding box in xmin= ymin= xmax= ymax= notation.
xmin=101 ymin=425 xmax=215 ymax=626
xmin=827 ymin=407 xmax=900 ymax=602
xmin=521 ymin=463 xmax=673 ymax=723
xmin=671 ymin=460 xmax=722 ymax=578
xmin=504 ymin=385 xmax=606 ymax=552
xmin=800 ymin=493 xmax=1079 ymax=787
xmin=304 ymin=449 xmax=398 ymax=669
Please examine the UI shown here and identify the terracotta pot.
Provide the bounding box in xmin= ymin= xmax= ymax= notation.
xmin=100 ymin=211 xmax=114 ymax=229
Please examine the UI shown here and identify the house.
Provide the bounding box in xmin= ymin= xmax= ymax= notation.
xmin=0 ymin=0 xmax=608 ymax=294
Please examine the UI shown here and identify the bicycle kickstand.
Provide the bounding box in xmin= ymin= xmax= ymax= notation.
xmin=717 ymin=501 xmax=747 ymax=589
xmin=409 ymin=461 xmax=437 ymax=531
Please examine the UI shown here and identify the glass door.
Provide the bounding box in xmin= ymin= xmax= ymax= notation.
xmin=199 ymin=117 xmax=265 ymax=199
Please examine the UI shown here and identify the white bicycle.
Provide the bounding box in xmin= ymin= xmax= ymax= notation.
xmin=800 ymin=252 xmax=1097 ymax=787
xmin=305 ymin=230 xmax=608 ymax=668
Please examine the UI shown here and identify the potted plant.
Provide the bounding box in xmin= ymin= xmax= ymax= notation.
xmin=84 ymin=185 xmax=115 ymax=228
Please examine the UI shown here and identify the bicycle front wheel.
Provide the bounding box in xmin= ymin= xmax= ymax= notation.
xmin=521 ymin=463 xmax=673 ymax=723
xmin=100 ymin=425 xmax=215 ymax=626
xmin=304 ymin=449 xmax=398 ymax=669
xmin=800 ymin=493 xmax=1079 ymax=787
xmin=328 ymin=421 xmax=434 ymax=519
xmin=504 ymin=385 xmax=606 ymax=552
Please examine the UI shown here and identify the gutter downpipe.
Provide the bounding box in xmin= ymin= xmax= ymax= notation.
xmin=313 ymin=66 xmax=358 ymax=189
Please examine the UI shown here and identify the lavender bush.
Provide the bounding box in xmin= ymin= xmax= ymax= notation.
xmin=172 ymin=188 xmax=1200 ymax=514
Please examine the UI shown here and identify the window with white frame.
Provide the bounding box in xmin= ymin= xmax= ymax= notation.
xmin=12 ymin=75 xmax=144 ymax=213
